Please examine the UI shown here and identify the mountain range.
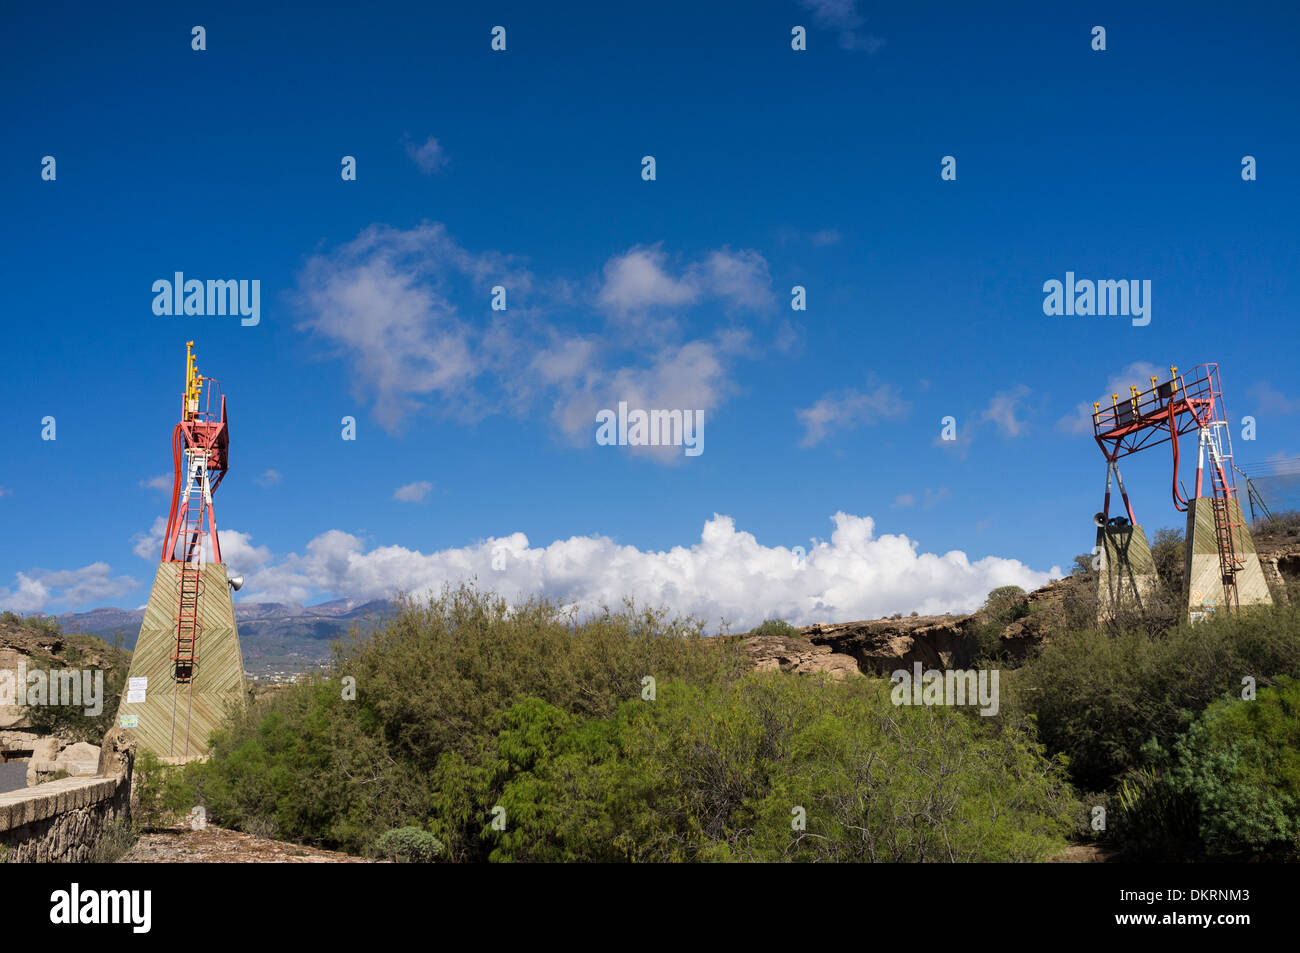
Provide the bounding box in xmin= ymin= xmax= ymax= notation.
xmin=58 ymin=598 xmax=397 ymax=676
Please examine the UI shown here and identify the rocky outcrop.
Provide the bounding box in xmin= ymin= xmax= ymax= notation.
xmin=802 ymin=614 xmax=976 ymax=676
xmin=26 ymin=740 xmax=101 ymax=786
xmin=0 ymin=618 xmax=129 ymax=730
xmin=1257 ymin=541 xmax=1300 ymax=604
xmin=997 ymin=576 xmax=1086 ymax=651
xmin=737 ymin=573 xmax=1096 ymax=678
xmin=741 ymin=634 xmax=861 ymax=680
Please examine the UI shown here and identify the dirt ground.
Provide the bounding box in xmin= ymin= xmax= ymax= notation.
xmin=121 ymin=825 xmax=378 ymax=863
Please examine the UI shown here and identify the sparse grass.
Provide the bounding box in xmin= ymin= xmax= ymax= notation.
xmin=1253 ymin=509 xmax=1300 ymax=538
xmin=87 ymin=820 xmax=138 ymax=863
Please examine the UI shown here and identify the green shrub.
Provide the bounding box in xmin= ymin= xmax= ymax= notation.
xmin=24 ymin=664 xmax=127 ymax=744
xmin=970 ymin=585 xmax=1028 ymax=662
xmin=747 ymin=619 xmax=801 ymax=639
xmin=1070 ymin=553 xmax=1096 ymax=577
xmin=1148 ymin=527 xmax=1185 ymax=596
xmin=1172 ymin=677 xmax=1300 ymax=857
xmin=374 ymin=826 xmax=445 ymax=862
xmin=133 ymin=750 xmax=195 ymax=830
xmin=1112 ymin=762 xmax=1199 ymax=860
xmin=485 ymin=675 xmax=1077 ymax=863
xmin=189 ymin=584 xmax=745 ymax=857
xmin=1008 ymin=603 xmax=1300 ymax=790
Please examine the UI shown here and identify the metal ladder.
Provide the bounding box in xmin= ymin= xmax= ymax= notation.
xmin=172 ymin=453 xmax=207 ymax=682
xmin=173 ymin=561 xmax=203 ymax=683
xmin=1205 ymin=423 xmax=1245 ymax=611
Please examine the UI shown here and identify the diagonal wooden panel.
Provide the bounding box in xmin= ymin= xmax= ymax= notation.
xmin=1184 ymin=498 xmax=1273 ymax=615
xmin=116 ymin=562 xmax=247 ymax=760
xmin=1096 ymin=523 xmax=1159 ymax=621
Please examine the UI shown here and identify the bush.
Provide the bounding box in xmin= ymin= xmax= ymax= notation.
xmin=1 ymin=613 xmax=131 ymax=743
xmin=189 ymin=584 xmax=746 ymax=858
xmin=1253 ymin=509 xmax=1300 ymax=538
xmin=747 ymin=618 xmax=800 ymax=639
xmin=133 ymin=750 xmax=195 ymax=831
xmin=374 ymin=826 xmax=445 ymax=862
xmin=1070 ymin=553 xmax=1097 ymax=577
xmin=1112 ymin=761 xmax=1199 ymax=860
xmin=1008 ymin=603 xmax=1300 ymax=790
xmin=0 ymin=611 xmax=63 ymax=638
xmin=970 ymin=585 xmax=1028 ymax=662
xmin=24 ymin=664 xmax=127 ymax=744
xmin=485 ymin=676 xmax=1077 ymax=863
xmin=1172 ymin=677 xmax=1300 ymax=857
xmin=1148 ymin=527 xmax=1184 ymax=596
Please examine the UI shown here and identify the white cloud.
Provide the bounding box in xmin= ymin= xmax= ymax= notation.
xmin=293 ymin=223 xmax=777 ymax=464
xmin=404 ymin=135 xmax=447 ymax=174
xmin=981 ymin=385 xmax=1032 ymax=437
xmin=796 ymin=384 xmax=909 ymax=446
xmin=596 ymin=245 xmax=775 ymax=320
xmin=1252 ymin=382 xmax=1300 ymax=416
xmin=234 ymin=512 xmax=1060 ymax=627
xmin=293 ymin=222 xmax=523 ymax=431
xmin=1056 ymin=361 xmax=1163 ymax=435
xmin=132 ymin=516 xmax=269 ymax=569
xmin=546 ymin=338 xmax=732 ymax=464
xmin=138 ymin=474 xmax=170 ymax=492
xmin=800 ymin=0 xmax=885 ymax=53
xmin=0 ymin=563 xmax=138 ymax=613
xmin=254 ymin=469 xmax=282 ymax=486
xmin=131 ymin=516 xmax=169 ymax=560
xmin=0 ymin=486 xmax=9 ymax=498
xmin=393 ymin=481 xmax=434 ymax=502
xmin=0 ymin=574 xmax=47 ymax=613
xmin=695 ymin=248 xmax=775 ymax=312
xmin=218 ymin=530 xmax=272 ymax=572
xmin=893 ymin=488 xmax=949 ymax=509
xmin=597 ymin=245 xmax=699 ymax=316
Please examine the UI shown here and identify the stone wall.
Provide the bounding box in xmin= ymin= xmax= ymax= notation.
xmin=0 ymin=727 xmax=133 ymax=863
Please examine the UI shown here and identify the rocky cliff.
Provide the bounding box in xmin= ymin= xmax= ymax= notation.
xmin=734 ymin=572 xmax=1094 ymax=677
xmin=736 ymin=528 xmax=1299 ymax=678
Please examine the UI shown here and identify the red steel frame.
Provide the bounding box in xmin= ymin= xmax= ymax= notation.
xmin=1092 ymin=364 xmax=1235 ymax=514
xmin=159 ymin=346 xmax=229 ymax=689
xmin=161 ymin=370 xmax=229 ymax=565
xmin=1091 ymin=363 xmax=1245 ymax=610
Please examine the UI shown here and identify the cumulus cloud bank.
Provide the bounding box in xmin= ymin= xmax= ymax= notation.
xmin=0 ymin=563 xmax=138 ymax=614
xmin=233 ymin=512 xmax=1060 ymax=630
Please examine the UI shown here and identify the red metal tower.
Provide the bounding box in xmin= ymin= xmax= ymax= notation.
xmin=1091 ymin=364 xmax=1246 ymax=611
xmin=160 ymin=342 xmax=229 ymax=682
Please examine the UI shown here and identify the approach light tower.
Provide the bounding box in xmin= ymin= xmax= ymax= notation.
xmin=117 ymin=343 xmax=247 ymax=760
xmin=1089 ymin=363 xmax=1272 ymax=622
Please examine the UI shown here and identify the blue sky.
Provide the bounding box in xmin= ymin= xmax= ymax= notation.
xmin=1 ymin=1 xmax=1297 ymax=628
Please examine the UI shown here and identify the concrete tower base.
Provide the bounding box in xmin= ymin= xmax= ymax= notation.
xmin=1184 ymin=498 xmax=1273 ymax=621
xmin=1096 ymin=522 xmax=1159 ymax=623
xmin=115 ymin=562 xmax=246 ymax=760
